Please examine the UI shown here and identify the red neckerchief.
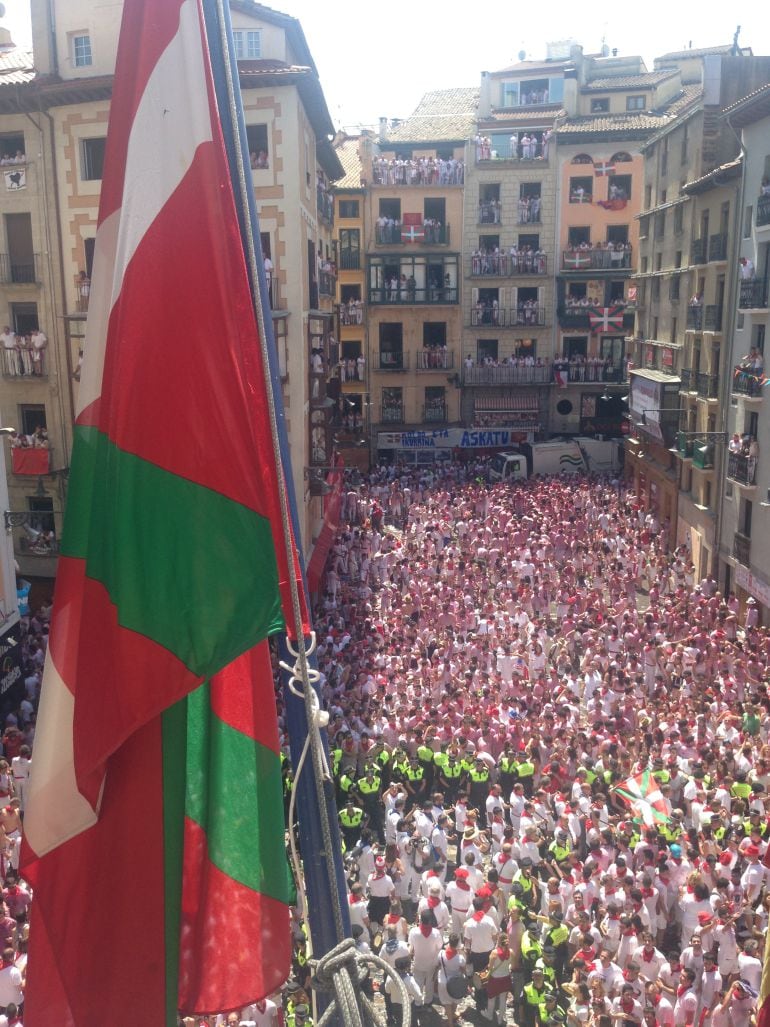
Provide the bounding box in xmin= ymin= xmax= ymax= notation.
xmin=621 ymin=998 xmax=634 ymax=1013
xmin=496 ymin=946 xmax=508 ymax=958
xmin=472 ymin=909 xmax=485 ymax=922
xmin=387 ymin=913 xmax=400 ymax=924
xmin=428 ymin=896 xmax=440 ymax=908
xmin=445 ymin=947 xmax=457 ymax=960
xmin=349 ymin=894 xmax=362 ymax=904
xmin=641 ymin=948 xmax=655 ymax=962
xmin=455 ymin=879 xmax=470 ymax=891
xmin=677 ymin=985 xmax=691 ymax=998
xmin=641 ymin=886 xmax=654 ymax=898
xmin=420 ymin=923 xmax=433 ymax=938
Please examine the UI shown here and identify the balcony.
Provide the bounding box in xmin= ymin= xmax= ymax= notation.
xmin=727 ymin=452 xmax=757 ymax=486
xmin=337 ymin=301 xmax=364 ymax=325
xmin=376 ymin=353 xmax=409 ymax=371
xmin=0 ymin=253 xmax=40 ymax=284
xmin=680 ymin=368 xmax=696 ymax=391
xmin=462 ymin=365 xmax=551 ymax=386
xmin=318 ymin=269 xmax=337 ymax=298
xmin=561 ymin=246 xmax=632 ymax=271
xmin=704 ymin=305 xmax=722 ymax=331
xmin=677 ymin=432 xmax=694 ymax=458
xmin=471 ymin=253 xmax=547 ymax=276
xmin=478 ymin=202 xmax=502 ymax=225
xmin=371 ymin=160 xmax=465 ymax=186
xmin=696 ymin=372 xmax=718 ymax=399
xmin=692 ymin=439 xmax=715 ymax=470
xmin=517 ymin=206 xmax=542 ymax=225
xmin=733 ymin=365 xmax=765 ymax=398
xmin=739 ymin=278 xmax=768 ymax=310
xmin=553 ymin=360 xmax=626 ymax=384
xmin=338 ymin=249 xmax=360 ymax=270
xmin=686 ymin=306 xmax=703 ymax=330
xmin=380 ymin=403 xmax=404 ymax=423
xmin=375 ymin=224 xmax=451 ymax=245
xmin=708 ymin=233 xmax=728 ymax=261
xmin=691 ymin=238 xmax=707 ymax=264
xmin=423 ymin=402 xmax=447 ymax=423
xmin=470 ymin=306 xmax=546 ymax=328
xmin=16 ymin=533 xmax=58 ymax=558
xmin=416 ymin=350 xmax=454 ymax=371
xmin=369 ymin=285 xmax=458 ymax=305
xmin=2 ymin=345 xmax=47 ymax=379
xmin=75 ymin=273 xmax=90 ymax=311
xmin=734 ymin=531 xmax=751 ymax=566
xmin=317 ymin=188 xmax=334 ymax=227
xmin=757 ymin=193 xmax=770 ymax=228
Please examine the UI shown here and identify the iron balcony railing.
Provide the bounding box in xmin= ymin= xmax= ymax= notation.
xmin=696 ymin=372 xmax=719 ymax=399
xmin=680 ymin=368 xmax=696 ymax=391
xmin=470 ymin=306 xmax=546 ymax=328
xmin=739 ymin=278 xmax=768 ymax=309
xmin=375 ymin=224 xmax=451 ymax=245
xmin=462 ymin=365 xmax=551 ymax=386
xmin=317 ymin=189 xmax=334 ymax=226
xmin=470 ymin=253 xmax=547 ymax=276
xmin=757 ymin=193 xmax=770 ymax=227
xmin=704 ymin=305 xmax=723 ymax=331
xmin=337 ymin=302 xmax=365 ymax=325
xmin=708 ymin=233 xmax=728 ymax=261
xmin=727 ymin=452 xmax=757 ymax=486
xmin=416 ymin=351 xmax=454 ymax=370
xmin=376 ymin=353 xmax=409 ymax=371
xmin=734 ymin=531 xmax=751 ymax=566
xmin=677 ymin=432 xmax=694 ymax=458
xmin=422 ymin=402 xmax=447 ymax=423
xmin=369 ymin=286 xmax=458 ymax=305
xmin=691 ymin=237 xmax=707 ymax=264
xmin=380 ymin=404 xmax=404 ymax=423
xmin=561 ymin=247 xmax=632 ymax=271
xmin=338 ymin=249 xmax=360 ymax=270
xmin=733 ymin=366 xmax=765 ymax=398
xmin=0 ymin=253 xmax=39 ymax=284
xmin=692 ymin=439 xmax=715 ymax=470
xmin=686 ymin=306 xmax=704 ymax=330
xmin=478 ymin=201 xmax=502 ymax=224
xmin=318 ymin=270 xmax=336 ymax=298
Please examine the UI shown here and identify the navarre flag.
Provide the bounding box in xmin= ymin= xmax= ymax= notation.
xmin=21 ymin=0 xmax=305 ymax=1023
xmin=614 ymin=771 xmax=670 ymax=826
xmin=589 ymin=306 xmax=625 ymax=333
xmin=594 ymin=160 xmax=615 ymax=176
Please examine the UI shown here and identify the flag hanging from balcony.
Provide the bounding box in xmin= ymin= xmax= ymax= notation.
xmin=401 ymin=212 xmax=425 ymax=243
xmin=589 ymin=306 xmax=625 ymax=333
xmin=593 ymin=159 xmax=615 ymax=176
xmin=597 ymin=198 xmax=627 ymax=211
xmin=21 ymin=0 xmax=306 ymax=1024
xmin=564 ymin=252 xmax=592 ymax=269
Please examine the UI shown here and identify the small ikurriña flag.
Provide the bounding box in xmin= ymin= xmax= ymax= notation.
xmin=594 ymin=160 xmax=616 ymax=176
xmin=402 ymin=213 xmax=425 ymax=243
xmin=614 ymin=770 xmax=670 ymax=826
xmin=589 ymin=306 xmax=625 ymax=333
xmin=21 ymin=0 xmax=305 ymax=1023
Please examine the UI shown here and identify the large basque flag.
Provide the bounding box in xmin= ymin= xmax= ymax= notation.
xmin=614 ymin=770 xmax=670 ymax=827
xmin=21 ymin=0 xmax=304 ymax=1022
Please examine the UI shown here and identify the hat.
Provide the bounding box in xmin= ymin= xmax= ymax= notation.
xmin=745 ymin=844 xmax=760 ymax=857
xmin=520 ymin=857 xmax=533 ymax=868
xmin=670 ymin=844 xmax=681 ymax=857
xmin=747 ymin=598 xmax=757 ymax=605
xmin=697 ymin=912 xmax=713 ymax=925
xmin=294 ymin=1006 xmax=310 ymax=1019
xmin=454 ymin=868 xmax=469 ymax=880
xmin=718 ymin=852 xmax=732 ymax=866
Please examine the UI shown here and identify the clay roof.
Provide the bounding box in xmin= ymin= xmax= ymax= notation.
xmin=334 ymin=136 xmax=364 ymax=189
xmin=384 ymin=88 xmax=479 ymax=143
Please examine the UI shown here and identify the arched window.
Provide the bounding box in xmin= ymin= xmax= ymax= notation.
xmin=611 ymin=151 xmax=633 ymax=163
xmin=572 ymin=153 xmax=593 ymax=164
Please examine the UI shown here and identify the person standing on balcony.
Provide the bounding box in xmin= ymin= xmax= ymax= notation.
xmin=0 ymin=327 xmax=18 ymax=377
xmin=17 ymin=335 xmax=31 ymax=376
xmin=509 ymin=133 xmax=519 ymax=159
xmin=263 ymin=251 xmax=274 ymax=305
xmin=30 ymin=329 xmax=47 ymax=376
xmin=740 ymin=257 xmax=755 ymax=280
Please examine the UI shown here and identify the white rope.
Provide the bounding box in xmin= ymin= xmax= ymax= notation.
xmin=312 ymin=939 xmax=411 ymax=1027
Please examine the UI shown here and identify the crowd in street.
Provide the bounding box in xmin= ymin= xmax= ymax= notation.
xmin=272 ymin=460 xmax=770 ymax=1027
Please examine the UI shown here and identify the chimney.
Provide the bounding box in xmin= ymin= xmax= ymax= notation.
xmin=562 ymin=68 xmax=578 ymax=117
xmin=478 ymin=71 xmax=492 ymax=119
xmin=379 ymin=117 xmax=388 ymax=143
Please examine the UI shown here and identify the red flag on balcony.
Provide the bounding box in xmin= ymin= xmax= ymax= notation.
xmin=597 ymin=198 xmax=627 ymax=211
xmin=401 ymin=213 xmax=424 ymax=243
xmin=593 ymin=159 xmax=615 ymax=176
xmin=589 ymin=306 xmax=625 ymax=333
xmin=11 ymin=447 xmax=49 ymax=475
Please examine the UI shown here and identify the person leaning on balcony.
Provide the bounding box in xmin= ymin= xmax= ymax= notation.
xmin=0 ymin=326 xmax=18 ymax=377
xmin=30 ymin=329 xmax=47 ymax=375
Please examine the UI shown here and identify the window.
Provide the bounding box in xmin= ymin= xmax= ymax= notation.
xmin=641 ymin=256 xmax=648 ymax=274
xmin=652 ymin=278 xmax=660 ymax=301
xmin=381 ymin=386 xmax=403 ymax=421
xmin=424 ymin=386 xmax=446 ymax=422
xmin=81 ymin=137 xmax=106 ymax=180
xmin=245 ymin=124 xmax=269 ymax=169
xmin=232 ymin=29 xmax=261 ymax=59
xmin=681 ymin=125 xmax=688 ymax=165
xmin=568 ymin=226 xmax=591 ymax=247
xmin=27 ymin=496 xmax=54 ymax=535
xmin=670 ymin=277 xmax=681 ymax=301
xmin=655 ymin=253 xmax=663 ymax=272
xmin=591 ymin=98 xmax=610 ymax=113
xmin=655 ymin=210 xmax=666 ymax=236
xmin=0 ymin=134 xmax=24 ymax=162
xmin=20 ymin=404 xmax=46 ymax=436
xmin=570 ymin=176 xmax=593 ymax=203
xmin=639 ymin=215 xmax=650 ymax=238
xmin=10 ymin=302 xmax=38 ymax=334
xmin=626 ymin=95 xmax=646 ymax=111
xmin=644 ymin=184 xmax=652 ymax=209
xmin=572 ymin=154 xmax=593 ymax=165
xmin=379 ymin=198 xmax=401 ymax=220
xmin=477 ymin=339 xmax=498 ymax=362
xmin=661 ymin=139 xmax=668 ymax=177
xmin=379 ymin=324 xmax=403 ymax=369
xmin=754 ymin=323 xmax=765 ymax=352
xmin=674 ymin=205 xmax=684 ymax=234
xmin=338 ymin=229 xmax=360 ymax=270
xmin=339 ymin=200 xmax=359 ymax=219
xmin=608 ymin=174 xmax=631 ymax=201
xmin=72 ymin=33 xmax=92 ymax=68
xmin=675 ymin=250 xmax=682 ymax=268
xmin=606 ymin=224 xmax=628 ymax=245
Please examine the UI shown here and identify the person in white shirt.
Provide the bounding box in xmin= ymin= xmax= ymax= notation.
xmin=672 ymin=967 xmax=698 ymax=1027
xmin=464 ymin=897 xmax=498 ymax=1013
xmin=446 ymin=868 xmax=474 ymax=934
xmin=408 ymin=911 xmax=442 ymax=1005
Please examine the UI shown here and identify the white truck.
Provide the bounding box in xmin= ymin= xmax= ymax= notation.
xmin=488 ymin=438 xmax=622 ymax=481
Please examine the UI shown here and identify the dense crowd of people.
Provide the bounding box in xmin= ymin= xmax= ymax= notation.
xmin=269 ymin=460 xmax=770 ymax=1027
xmin=372 ymin=159 xmax=465 ymax=187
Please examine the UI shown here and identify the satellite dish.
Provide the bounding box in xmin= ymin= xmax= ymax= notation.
xmin=518 ymin=49 xmax=527 ymax=61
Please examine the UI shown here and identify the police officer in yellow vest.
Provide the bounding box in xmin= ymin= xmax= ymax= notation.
xmin=515 ymin=755 xmax=536 ymax=798
xmin=339 ymin=798 xmax=366 ymax=849
xmin=522 ymin=968 xmax=551 ymax=1027
xmin=403 ymin=757 xmax=425 ymax=805
xmin=731 ymin=772 xmax=752 ymax=803
xmin=358 ymin=765 xmax=383 ymax=840
xmin=468 ymin=758 xmax=491 ymax=824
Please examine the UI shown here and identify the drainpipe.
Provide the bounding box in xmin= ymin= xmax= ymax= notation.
xmin=713 ymin=115 xmax=747 ymax=579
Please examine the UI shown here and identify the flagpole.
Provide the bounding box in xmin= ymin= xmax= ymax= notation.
xmin=201 ymin=0 xmax=350 ymax=971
